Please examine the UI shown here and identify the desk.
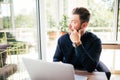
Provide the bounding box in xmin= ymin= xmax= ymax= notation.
xmin=75 ymin=70 xmax=107 ymax=80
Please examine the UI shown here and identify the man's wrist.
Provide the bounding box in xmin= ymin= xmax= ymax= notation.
xmin=76 ymin=41 xmax=82 ymax=46
xmin=72 ymin=41 xmax=82 ymax=47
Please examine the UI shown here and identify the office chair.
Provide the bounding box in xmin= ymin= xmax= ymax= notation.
xmin=96 ymin=61 xmax=111 ymax=80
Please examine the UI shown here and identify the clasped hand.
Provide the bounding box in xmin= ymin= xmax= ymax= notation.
xmin=69 ymin=30 xmax=81 ymax=43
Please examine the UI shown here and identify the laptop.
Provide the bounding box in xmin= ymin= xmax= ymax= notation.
xmin=22 ymin=58 xmax=88 ymax=80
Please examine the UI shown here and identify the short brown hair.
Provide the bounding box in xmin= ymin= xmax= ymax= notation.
xmin=72 ymin=7 xmax=90 ymax=24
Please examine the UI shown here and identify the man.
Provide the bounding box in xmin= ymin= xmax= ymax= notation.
xmin=53 ymin=7 xmax=111 ymax=80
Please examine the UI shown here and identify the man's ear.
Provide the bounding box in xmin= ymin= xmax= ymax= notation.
xmin=81 ymin=22 xmax=88 ymax=29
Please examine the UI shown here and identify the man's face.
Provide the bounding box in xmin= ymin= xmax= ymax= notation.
xmin=69 ymin=14 xmax=81 ymax=31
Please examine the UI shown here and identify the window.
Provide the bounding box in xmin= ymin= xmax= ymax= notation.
xmin=88 ymin=0 xmax=117 ymax=43
xmin=0 ymin=0 xmax=39 ymax=79
xmin=43 ymin=0 xmax=120 ymax=73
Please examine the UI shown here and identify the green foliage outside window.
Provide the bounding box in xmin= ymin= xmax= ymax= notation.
xmin=0 ymin=0 xmax=3 ymax=2
xmin=47 ymin=14 xmax=56 ymax=29
xmin=15 ymin=15 xmax=35 ymax=28
xmin=3 ymin=17 xmax=11 ymax=28
xmin=3 ymin=15 xmax=35 ymax=28
xmin=59 ymin=14 xmax=69 ymax=32
xmin=88 ymin=0 xmax=114 ymax=27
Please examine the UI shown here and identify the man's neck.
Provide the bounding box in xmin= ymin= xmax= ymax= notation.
xmin=81 ymin=30 xmax=86 ymax=36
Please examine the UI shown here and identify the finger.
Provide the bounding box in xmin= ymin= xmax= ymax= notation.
xmin=73 ymin=30 xmax=78 ymax=35
xmin=68 ymin=28 xmax=72 ymax=34
xmin=78 ymin=29 xmax=82 ymax=34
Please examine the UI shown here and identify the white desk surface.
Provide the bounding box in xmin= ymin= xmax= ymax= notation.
xmin=75 ymin=70 xmax=107 ymax=80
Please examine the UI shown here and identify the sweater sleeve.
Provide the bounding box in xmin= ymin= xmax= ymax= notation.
xmin=53 ymin=39 xmax=63 ymax=62
xmin=75 ymin=38 xmax=102 ymax=72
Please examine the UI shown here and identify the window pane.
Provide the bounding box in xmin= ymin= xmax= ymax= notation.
xmin=0 ymin=0 xmax=38 ymax=79
xmin=87 ymin=0 xmax=115 ymax=43
xmin=101 ymin=49 xmax=120 ymax=71
xmin=13 ymin=0 xmax=38 ymax=58
xmin=46 ymin=0 xmax=60 ymax=61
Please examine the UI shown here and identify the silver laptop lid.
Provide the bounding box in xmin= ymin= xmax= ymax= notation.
xmin=22 ymin=58 xmax=75 ymax=80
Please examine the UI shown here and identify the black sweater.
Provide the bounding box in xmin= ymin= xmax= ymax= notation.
xmin=53 ymin=31 xmax=102 ymax=72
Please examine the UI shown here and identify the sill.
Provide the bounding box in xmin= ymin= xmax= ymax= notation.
xmin=102 ymin=43 xmax=120 ymax=49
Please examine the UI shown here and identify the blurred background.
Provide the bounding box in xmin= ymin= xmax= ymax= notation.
xmin=0 ymin=0 xmax=120 ymax=80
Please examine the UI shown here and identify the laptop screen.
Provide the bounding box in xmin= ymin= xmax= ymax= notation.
xmin=22 ymin=58 xmax=75 ymax=80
